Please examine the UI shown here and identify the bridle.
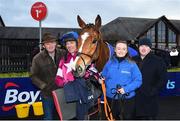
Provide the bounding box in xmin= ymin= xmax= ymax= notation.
xmin=76 ymin=39 xmax=99 ymax=69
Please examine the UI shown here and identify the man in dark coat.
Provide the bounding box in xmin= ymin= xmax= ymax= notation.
xmin=30 ymin=33 xmax=65 ymax=120
xmin=133 ymin=38 xmax=167 ymax=119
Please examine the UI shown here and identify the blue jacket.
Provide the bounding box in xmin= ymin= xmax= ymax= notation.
xmin=102 ymin=56 xmax=142 ymax=99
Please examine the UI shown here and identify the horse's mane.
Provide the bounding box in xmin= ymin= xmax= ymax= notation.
xmin=94 ymin=35 xmax=109 ymax=72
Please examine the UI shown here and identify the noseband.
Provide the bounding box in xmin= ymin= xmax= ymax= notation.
xmin=76 ymin=39 xmax=99 ymax=69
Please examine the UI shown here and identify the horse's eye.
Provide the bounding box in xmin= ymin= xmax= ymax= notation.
xmin=92 ymin=39 xmax=97 ymax=44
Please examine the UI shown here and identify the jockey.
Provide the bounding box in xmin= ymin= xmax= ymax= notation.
xmin=55 ymin=31 xmax=101 ymax=120
xmin=55 ymin=31 xmax=78 ymax=86
xmin=55 ymin=31 xmax=100 ymax=86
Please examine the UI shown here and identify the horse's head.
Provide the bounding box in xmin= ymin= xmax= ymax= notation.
xmin=74 ymin=15 xmax=102 ymax=77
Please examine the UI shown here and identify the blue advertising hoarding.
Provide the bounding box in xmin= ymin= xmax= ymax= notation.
xmin=160 ymin=72 xmax=180 ymax=96
xmin=0 ymin=77 xmax=41 ymax=117
xmin=0 ymin=71 xmax=180 ymax=117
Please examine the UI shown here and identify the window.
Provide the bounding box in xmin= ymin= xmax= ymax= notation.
xmin=158 ymin=21 xmax=166 ymax=42
xmin=168 ymin=28 xmax=176 ymax=49
xmin=140 ymin=26 xmax=155 ymax=48
xmin=168 ymin=29 xmax=176 ymax=43
xmin=147 ymin=26 xmax=155 ymax=42
xmin=140 ymin=26 xmax=155 ymax=42
xmin=157 ymin=43 xmax=166 ymax=50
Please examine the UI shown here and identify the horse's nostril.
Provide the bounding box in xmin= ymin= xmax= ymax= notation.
xmin=72 ymin=70 xmax=78 ymax=77
xmin=77 ymin=66 xmax=82 ymax=73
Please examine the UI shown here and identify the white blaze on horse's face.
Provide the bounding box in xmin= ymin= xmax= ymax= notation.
xmin=75 ymin=15 xmax=102 ymax=77
xmin=79 ymin=32 xmax=89 ymax=53
xmin=73 ymin=32 xmax=89 ymax=76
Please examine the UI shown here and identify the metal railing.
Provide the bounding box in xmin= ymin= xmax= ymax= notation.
xmin=0 ymin=39 xmax=39 ymax=73
xmin=0 ymin=54 xmax=30 ymax=73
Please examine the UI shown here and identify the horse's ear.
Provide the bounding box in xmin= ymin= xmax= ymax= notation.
xmin=77 ymin=15 xmax=86 ymax=28
xmin=95 ymin=15 xmax=101 ymax=29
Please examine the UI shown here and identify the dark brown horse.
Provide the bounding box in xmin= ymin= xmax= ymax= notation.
xmin=74 ymin=15 xmax=110 ymax=77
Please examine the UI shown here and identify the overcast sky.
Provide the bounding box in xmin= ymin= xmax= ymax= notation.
xmin=0 ymin=0 xmax=180 ymax=28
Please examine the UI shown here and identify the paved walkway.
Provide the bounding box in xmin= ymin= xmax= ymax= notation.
xmin=158 ymin=96 xmax=180 ymax=119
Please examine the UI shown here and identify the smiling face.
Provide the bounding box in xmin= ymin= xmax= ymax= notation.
xmin=43 ymin=41 xmax=57 ymax=53
xmin=139 ymin=45 xmax=151 ymax=58
xmin=115 ymin=41 xmax=128 ymax=58
xmin=65 ymin=40 xmax=77 ymax=55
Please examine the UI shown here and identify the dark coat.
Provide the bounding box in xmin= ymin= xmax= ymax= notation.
xmin=31 ymin=48 xmax=65 ymax=97
xmin=64 ymin=78 xmax=88 ymax=103
xmin=133 ymin=52 xmax=167 ymax=117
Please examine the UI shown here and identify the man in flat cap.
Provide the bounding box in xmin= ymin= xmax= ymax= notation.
xmin=31 ymin=33 xmax=65 ymax=120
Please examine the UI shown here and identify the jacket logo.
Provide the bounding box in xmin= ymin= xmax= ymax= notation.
xmin=121 ymin=70 xmax=130 ymax=74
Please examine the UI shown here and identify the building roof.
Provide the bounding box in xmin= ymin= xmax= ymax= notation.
xmin=101 ymin=16 xmax=155 ymax=41
xmin=171 ymin=20 xmax=180 ymax=32
xmin=0 ymin=16 xmax=5 ymax=27
xmin=137 ymin=16 xmax=180 ymax=38
xmin=0 ymin=15 xmax=180 ymax=43
xmin=0 ymin=27 xmax=80 ymax=39
xmin=101 ymin=15 xmax=180 ymax=41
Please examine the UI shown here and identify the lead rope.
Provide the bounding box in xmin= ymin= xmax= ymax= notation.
xmin=101 ymin=80 xmax=114 ymax=121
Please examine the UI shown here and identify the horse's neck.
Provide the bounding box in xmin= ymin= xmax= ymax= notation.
xmin=95 ymin=41 xmax=110 ymax=72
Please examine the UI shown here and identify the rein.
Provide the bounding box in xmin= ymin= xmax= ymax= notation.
xmin=101 ymin=80 xmax=114 ymax=121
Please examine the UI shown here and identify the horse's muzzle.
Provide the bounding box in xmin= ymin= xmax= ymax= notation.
xmin=73 ymin=65 xmax=85 ymax=77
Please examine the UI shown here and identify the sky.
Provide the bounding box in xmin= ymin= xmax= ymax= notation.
xmin=0 ymin=0 xmax=180 ymax=28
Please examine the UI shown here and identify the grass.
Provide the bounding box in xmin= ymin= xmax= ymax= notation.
xmin=0 ymin=72 xmax=30 ymax=78
xmin=167 ymin=67 xmax=180 ymax=72
xmin=0 ymin=67 xmax=179 ymax=78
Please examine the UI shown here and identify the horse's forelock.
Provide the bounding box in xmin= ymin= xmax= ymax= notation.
xmin=85 ymin=23 xmax=94 ymax=28
xmin=84 ymin=23 xmax=100 ymax=32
